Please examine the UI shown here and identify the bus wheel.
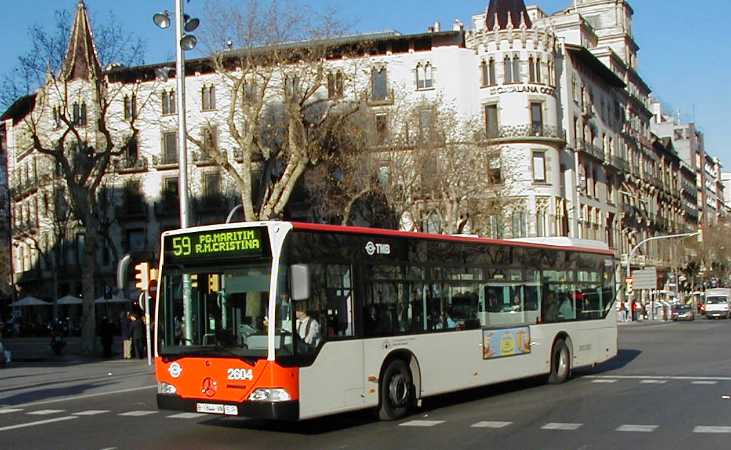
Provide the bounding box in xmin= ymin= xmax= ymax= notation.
xmin=548 ymin=339 xmax=571 ymax=384
xmin=378 ymin=359 xmax=413 ymax=421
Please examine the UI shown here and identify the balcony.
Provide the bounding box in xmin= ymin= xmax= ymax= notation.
xmin=486 ymin=124 xmax=565 ymax=144
xmin=604 ymin=154 xmax=629 ymax=172
xmin=114 ymin=156 xmax=148 ymax=173
xmin=116 ymin=201 xmax=147 ymax=221
xmin=578 ymin=142 xmax=604 ymax=161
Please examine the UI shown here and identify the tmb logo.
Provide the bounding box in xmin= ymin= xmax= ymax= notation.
xmin=365 ymin=241 xmax=391 ymax=256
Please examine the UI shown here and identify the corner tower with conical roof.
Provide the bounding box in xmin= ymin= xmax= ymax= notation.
xmin=486 ymin=0 xmax=532 ymax=30
xmin=61 ymin=0 xmax=101 ymax=82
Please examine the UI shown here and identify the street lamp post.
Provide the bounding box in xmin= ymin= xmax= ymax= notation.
xmin=153 ymin=2 xmax=200 ymax=345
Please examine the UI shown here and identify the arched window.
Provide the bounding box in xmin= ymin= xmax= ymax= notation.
xmin=481 ymin=60 xmax=488 ymax=87
xmin=488 ymin=59 xmax=496 ymax=86
xmin=511 ymin=209 xmax=527 ymax=238
xmin=512 ymin=56 xmax=521 ymax=83
xmin=535 ymin=57 xmax=542 ymax=83
xmin=416 ymin=63 xmax=433 ymax=89
xmin=503 ymin=55 xmax=512 ymax=84
xmin=528 ymin=57 xmax=535 ymax=83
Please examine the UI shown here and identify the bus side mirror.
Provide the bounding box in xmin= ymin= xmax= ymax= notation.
xmin=290 ymin=264 xmax=310 ymax=301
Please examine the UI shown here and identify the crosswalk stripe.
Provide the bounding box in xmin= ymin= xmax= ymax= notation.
xmin=73 ymin=410 xmax=110 ymax=416
xmin=399 ymin=420 xmax=445 ymax=427
xmin=541 ymin=423 xmax=582 ymax=431
xmin=691 ymin=381 xmax=718 ymax=385
xmin=591 ymin=379 xmax=617 ymax=384
xmin=640 ymin=380 xmax=667 ymax=384
xmin=693 ymin=426 xmax=731 ymax=433
xmin=0 ymin=416 xmax=78 ymax=432
xmin=616 ymin=424 xmax=658 ymax=432
xmin=27 ymin=409 xmax=65 ymax=415
xmin=118 ymin=411 xmax=158 ymax=417
xmin=471 ymin=421 xmax=512 ymax=429
xmin=0 ymin=409 xmax=23 ymax=414
xmin=167 ymin=413 xmax=206 ymax=419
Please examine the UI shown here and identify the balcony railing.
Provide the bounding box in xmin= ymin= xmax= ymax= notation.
xmin=487 ymin=124 xmax=565 ymax=142
xmin=604 ymin=154 xmax=629 ymax=172
xmin=114 ymin=157 xmax=148 ymax=173
xmin=578 ymin=142 xmax=604 ymax=161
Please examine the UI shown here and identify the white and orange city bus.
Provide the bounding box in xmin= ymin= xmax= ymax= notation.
xmin=154 ymin=221 xmax=617 ymax=421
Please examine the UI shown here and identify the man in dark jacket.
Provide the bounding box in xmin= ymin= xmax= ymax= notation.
xmin=129 ymin=315 xmax=145 ymax=359
xmin=120 ymin=312 xmax=131 ymax=359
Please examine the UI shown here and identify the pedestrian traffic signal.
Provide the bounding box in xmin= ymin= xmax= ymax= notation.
xmin=208 ymin=274 xmax=220 ymax=293
xmin=190 ymin=274 xmax=198 ymax=288
xmin=134 ymin=262 xmax=150 ymax=290
xmin=625 ymin=277 xmax=634 ymax=299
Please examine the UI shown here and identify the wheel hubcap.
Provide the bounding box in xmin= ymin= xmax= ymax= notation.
xmin=558 ymin=348 xmax=569 ymax=378
xmin=388 ymin=373 xmax=408 ymax=406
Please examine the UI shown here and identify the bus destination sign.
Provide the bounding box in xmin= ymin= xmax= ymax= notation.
xmin=167 ymin=228 xmax=266 ymax=261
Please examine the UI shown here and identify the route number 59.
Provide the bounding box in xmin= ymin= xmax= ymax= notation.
xmin=172 ymin=236 xmax=192 ymax=256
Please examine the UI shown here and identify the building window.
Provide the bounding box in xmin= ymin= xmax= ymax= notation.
xmin=512 ymin=56 xmax=521 ymax=83
xmin=416 ymin=63 xmax=433 ymax=89
xmin=125 ymin=135 xmax=139 ymax=162
xmin=487 ymin=215 xmax=504 ymax=239
xmin=162 ymin=131 xmax=178 ymax=164
xmin=536 ymin=208 xmax=548 ymax=237
xmin=488 ymin=157 xmax=502 ymax=184
xmin=72 ymin=102 xmax=87 ymax=126
xmin=203 ymin=171 xmax=222 ymax=199
xmin=418 ymin=109 xmax=433 ymax=143
xmin=327 ymin=71 xmax=344 ymax=98
xmin=535 ymin=57 xmax=542 ymax=83
xmin=202 ymin=126 xmax=218 ymax=151
xmin=162 ymin=177 xmax=179 ymax=207
xmin=126 ymin=229 xmax=146 ymax=252
xmin=503 ymin=55 xmax=513 ymax=84
xmin=123 ymin=95 xmax=137 ymax=120
xmin=201 ymin=85 xmax=216 ymax=111
xmin=370 ymin=67 xmax=388 ymax=101
xmin=511 ymin=209 xmax=527 ymax=238
xmin=161 ymin=89 xmax=176 ymax=115
xmin=532 ymin=151 xmax=546 ymax=182
xmin=485 ymin=104 xmax=499 ymax=138
xmin=52 ymin=106 xmax=62 ymax=128
xmin=530 ymin=102 xmax=543 ymax=135
xmin=375 ymin=113 xmax=388 ymax=145
xmin=528 ymin=57 xmax=535 ymax=83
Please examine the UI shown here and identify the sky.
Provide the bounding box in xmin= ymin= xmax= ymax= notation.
xmin=2 ymin=0 xmax=729 ymax=169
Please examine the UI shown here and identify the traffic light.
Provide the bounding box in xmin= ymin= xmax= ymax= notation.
xmin=190 ymin=274 xmax=198 ymax=288
xmin=625 ymin=277 xmax=634 ymax=299
xmin=208 ymin=274 xmax=220 ymax=293
xmin=697 ymin=227 xmax=703 ymax=243
xmin=134 ymin=262 xmax=150 ymax=290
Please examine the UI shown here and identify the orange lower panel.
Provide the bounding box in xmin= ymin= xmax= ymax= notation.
xmin=155 ymin=356 xmax=299 ymax=402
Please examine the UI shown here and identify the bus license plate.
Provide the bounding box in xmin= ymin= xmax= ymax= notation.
xmin=196 ymin=403 xmax=225 ymax=414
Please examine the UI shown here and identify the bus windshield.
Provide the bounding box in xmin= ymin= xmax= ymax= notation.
xmin=158 ymin=263 xmax=278 ymax=359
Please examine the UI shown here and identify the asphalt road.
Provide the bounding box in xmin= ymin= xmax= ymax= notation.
xmin=2 ymin=319 xmax=731 ymax=450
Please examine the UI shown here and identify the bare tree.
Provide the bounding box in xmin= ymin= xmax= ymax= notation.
xmin=190 ymin=0 xmax=363 ymax=221
xmin=4 ymin=5 xmax=146 ymax=353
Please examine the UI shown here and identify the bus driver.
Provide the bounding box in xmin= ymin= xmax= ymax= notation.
xmin=295 ymin=302 xmax=321 ymax=350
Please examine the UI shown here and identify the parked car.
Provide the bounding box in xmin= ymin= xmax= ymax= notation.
xmin=671 ymin=304 xmax=694 ymax=321
xmin=704 ymin=288 xmax=731 ymax=319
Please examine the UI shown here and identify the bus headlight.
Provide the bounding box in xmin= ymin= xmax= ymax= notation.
xmin=157 ymin=382 xmax=177 ymax=395
xmin=248 ymin=388 xmax=291 ymax=402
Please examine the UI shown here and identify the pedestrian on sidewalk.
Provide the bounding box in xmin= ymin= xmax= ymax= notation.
xmin=120 ymin=312 xmax=131 ymax=359
xmin=631 ymin=301 xmax=638 ymax=321
xmin=130 ymin=314 xmax=145 ymax=359
xmin=619 ymin=301 xmax=627 ymax=322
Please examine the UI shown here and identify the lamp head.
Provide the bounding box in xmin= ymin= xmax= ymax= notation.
xmin=184 ymin=17 xmax=200 ymax=32
xmin=153 ymin=11 xmax=171 ymax=29
xmin=180 ymin=34 xmax=198 ymax=51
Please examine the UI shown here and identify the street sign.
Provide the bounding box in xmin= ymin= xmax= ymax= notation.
xmin=632 ymin=267 xmax=658 ymax=290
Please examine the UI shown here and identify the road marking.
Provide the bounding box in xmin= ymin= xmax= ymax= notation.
xmin=0 ymin=416 xmax=78 ymax=432
xmin=399 ymin=420 xmax=445 ymax=427
xmin=693 ymin=426 xmax=731 ymax=433
xmin=591 ymin=379 xmax=617 ymax=384
xmin=541 ymin=423 xmax=582 ymax=431
xmin=167 ymin=413 xmax=206 ymax=419
xmin=616 ymin=424 xmax=658 ymax=432
xmin=9 ymin=385 xmax=157 ymax=409
xmin=691 ymin=381 xmax=718 ymax=385
xmin=0 ymin=409 xmax=23 ymax=414
xmin=27 ymin=409 xmax=65 ymax=415
xmin=587 ymin=375 xmax=731 ymax=381
xmin=640 ymin=380 xmax=667 ymax=384
xmin=73 ymin=410 xmax=110 ymax=416
xmin=471 ymin=421 xmax=512 ymax=429
xmin=118 ymin=410 xmax=158 ymax=417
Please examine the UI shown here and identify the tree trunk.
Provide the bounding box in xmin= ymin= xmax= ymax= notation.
xmin=80 ymin=214 xmax=98 ymax=355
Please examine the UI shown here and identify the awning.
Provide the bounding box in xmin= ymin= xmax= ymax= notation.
xmin=57 ymin=295 xmax=83 ymax=305
xmin=10 ymin=296 xmax=51 ymax=307
xmin=95 ymin=296 xmax=132 ymax=304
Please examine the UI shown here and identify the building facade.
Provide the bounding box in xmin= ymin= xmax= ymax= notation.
xmin=0 ymin=0 xmax=723 ymax=306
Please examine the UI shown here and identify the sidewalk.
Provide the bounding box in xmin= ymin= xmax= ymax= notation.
xmin=2 ymin=336 xmax=134 ymax=363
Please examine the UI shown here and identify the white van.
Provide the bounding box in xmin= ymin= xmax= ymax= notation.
xmin=704 ymin=288 xmax=731 ymax=319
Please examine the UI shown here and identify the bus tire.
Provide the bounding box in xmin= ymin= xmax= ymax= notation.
xmin=378 ymin=359 xmax=413 ymax=421
xmin=547 ymin=339 xmax=571 ymax=384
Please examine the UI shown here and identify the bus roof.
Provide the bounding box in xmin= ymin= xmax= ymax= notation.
xmin=159 ymin=221 xmax=615 ymax=257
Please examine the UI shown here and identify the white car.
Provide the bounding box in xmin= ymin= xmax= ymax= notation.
xmin=704 ymin=288 xmax=731 ymax=319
